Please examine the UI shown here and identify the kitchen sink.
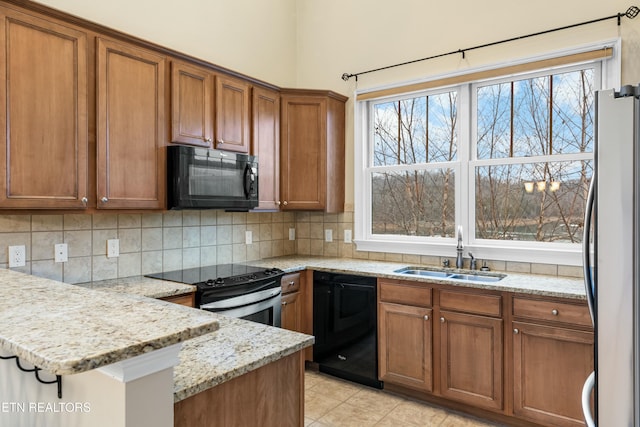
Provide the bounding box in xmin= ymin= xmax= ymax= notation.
xmin=393 ymin=267 xmax=504 ymax=283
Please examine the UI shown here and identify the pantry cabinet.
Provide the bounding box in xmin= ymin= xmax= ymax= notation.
xmin=214 ymin=74 xmax=251 ymax=153
xmin=96 ymin=37 xmax=166 ymax=209
xmin=252 ymin=86 xmax=280 ymax=210
xmin=170 ymin=61 xmax=213 ymax=147
xmin=280 ymin=90 xmax=346 ymax=212
xmin=0 ymin=8 xmax=88 ymax=209
xmin=512 ymin=297 xmax=594 ymax=427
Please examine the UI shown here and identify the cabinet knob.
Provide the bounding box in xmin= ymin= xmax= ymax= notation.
xmin=276 ymin=201 xmax=281 ymax=206
xmin=81 ymin=197 xmax=88 ymax=204
xmin=289 ymin=281 xmax=295 ymax=287
xmin=440 ymin=317 xmax=445 ymax=323
xmin=283 ymin=201 xmax=288 ymax=206
xmin=282 ymin=301 xmax=287 ymax=306
xmin=101 ymin=197 xmax=108 ymax=203
xmin=551 ymin=309 xmax=559 ymax=316
xmin=205 ymin=137 xmax=212 ymax=143
xmin=218 ymin=139 xmax=224 ymax=144
xmin=514 ymin=328 xmax=520 ymax=334
xmin=424 ymin=315 xmax=430 ymax=321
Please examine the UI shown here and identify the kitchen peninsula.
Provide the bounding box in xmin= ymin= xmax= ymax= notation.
xmin=0 ymin=269 xmax=313 ymax=427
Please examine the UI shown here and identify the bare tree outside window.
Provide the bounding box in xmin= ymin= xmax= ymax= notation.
xmin=371 ymin=92 xmax=457 ymax=237
xmin=475 ymin=69 xmax=594 ymax=243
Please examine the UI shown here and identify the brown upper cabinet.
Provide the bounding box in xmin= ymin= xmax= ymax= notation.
xmin=252 ymin=86 xmax=280 ymax=210
xmin=280 ymin=89 xmax=347 ymax=212
xmin=215 ymin=74 xmax=251 ymax=153
xmin=0 ymin=8 xmax=89 ymax=209
xmin=170 ymin=61 xmax=213 ymax=147
xmin=96 ymin=37 xmax=166 ymax=209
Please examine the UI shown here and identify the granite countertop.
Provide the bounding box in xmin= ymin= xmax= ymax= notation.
xmin=78 ymin=276 xmax=196 ymax=299
xmin=0 ymin=269 xmax=219 ymax=375
xmin=173 ymin=314 xmax=314 ymax=402
xmin=247 ymin=256 xmax=587 ymax=300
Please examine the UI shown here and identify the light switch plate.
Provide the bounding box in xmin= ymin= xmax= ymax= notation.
xmin=54 ymin=243 xmax=68 ymax=263
xmin=245 ymin=230 xmax=253 ymax=245
xmin=8 ymin=245 xmax=26 ymax=268
xmin=344 ymin=229 xmax=352 ymax=243
xmin=325 ymin=229 xmax=333 ymax=242
xmin=107 ymin=239 xmax=119 ymax=258
xmin=289 ymin=228 xmax=295 ymax=241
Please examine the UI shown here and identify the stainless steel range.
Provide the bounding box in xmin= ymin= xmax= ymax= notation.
xmin=146 ymin=264 xmax=285 ymax=327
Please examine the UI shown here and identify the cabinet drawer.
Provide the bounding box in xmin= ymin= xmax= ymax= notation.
xmin=439 ymin=290 xmax=502 ymax=317
xmin=513 ymin=297 xmax=591 ymax=327
xmin=281 ymin=272 xmax=301 ymax=294
xmin=379 ymin=279 xmax=432 ymax=307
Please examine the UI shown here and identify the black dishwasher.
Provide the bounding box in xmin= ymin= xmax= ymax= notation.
xmin=313 ymin=271 xmax=383 ymax=389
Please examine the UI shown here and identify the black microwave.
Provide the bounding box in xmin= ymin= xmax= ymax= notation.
xmin=167 ymin=145 xmax=258 ymax=210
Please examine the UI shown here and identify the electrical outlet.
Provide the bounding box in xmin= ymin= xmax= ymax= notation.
xmin=8 ymin=245 xmax=26 ymax=268
xmin=325 ymin=229 xmax=333 ymax=242
xmin=54 ymin=243 xmax=68 ymax=263
xmin=107 ymin=239 xmax=119 ymax=258
xmin=245 ymin=230 xmax=253 ymax=245
xmin=289 ymin=228 xmax=296 ymax=241
xmin=344 ymin=229 xmax=352 ymax=243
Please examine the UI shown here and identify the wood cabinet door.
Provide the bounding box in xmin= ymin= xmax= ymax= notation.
xmin=280 ymin=96 xmax=326 ymax=210
xmin=281 ymin=291 xmax=302 ymax=332
xmin=252 ymin=86 xmax=280 ymax=210
xmin=170 ymin=61 xmax=213 ymax=147
xmin=512 ymin=321 xmax=594 ymax=427
xmin=0 ymin=9 xmax=88 ymax=209
xmin=96 ymin=38 xmax=166 ymax=209
xmin=378 ymin=302 xmax=433 ymax=392
xmin=439 ymin=310 xmax=503 ymax=411
xmin=214 ymin=74 xmax=250 ymax=153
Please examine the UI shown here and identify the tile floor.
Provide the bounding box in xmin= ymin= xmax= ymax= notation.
xmin=304 ymin=370 xmax=505 ymax=427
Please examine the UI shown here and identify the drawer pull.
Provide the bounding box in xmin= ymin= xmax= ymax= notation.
xmin=282 ymin=301 xmax=287 ymax=306
xmin=424 ymin=315 xmax=430 ymax=321
xmin=514 ymin=328 xmax=520 ymax=334
xmin=289 ymin=281 xmax=295 ymax=287
xmin=440 ymin=317 xmax=445 ymax=323
xmin=551 ymin=309 xmax=559 ymax=316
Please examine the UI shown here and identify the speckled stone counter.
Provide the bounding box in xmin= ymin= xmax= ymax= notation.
xmin=0 ymin=269 xmax=218 ymax=375
xmin=247 ymin=256 xmax=587 ymax=300
xmin=173 ymin=314 xmax=313 ymax=402
xmin=77 ymin=276 xmax=195 ymax=299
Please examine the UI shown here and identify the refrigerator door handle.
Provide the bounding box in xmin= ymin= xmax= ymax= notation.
xmin=582 ymin=176 xmax=596 ymax=326
xmin=582 ymin=370 xmax=596 ymax=427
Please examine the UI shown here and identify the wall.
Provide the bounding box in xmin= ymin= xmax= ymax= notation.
xmin=0 ymin=212 xmax=295 ymax=283
xmin=32 ymin=0 xmax=298 ymax=88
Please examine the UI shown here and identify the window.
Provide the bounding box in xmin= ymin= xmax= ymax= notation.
xmin=355 ymin=46 xmax=616 ymax=265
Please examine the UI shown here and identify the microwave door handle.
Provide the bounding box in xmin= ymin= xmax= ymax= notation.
xmin=243 ymin=163 xmax=251 ymax=198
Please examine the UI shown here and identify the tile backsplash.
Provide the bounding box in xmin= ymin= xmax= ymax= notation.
xmin=0 ymin=210 xmax=582 ymax=282
xmin=0 ymin=211 xmax=295 ymax=283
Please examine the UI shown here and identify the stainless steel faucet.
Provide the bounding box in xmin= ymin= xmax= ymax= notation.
xmin=456 ymin=226 xmax=464 ymax=269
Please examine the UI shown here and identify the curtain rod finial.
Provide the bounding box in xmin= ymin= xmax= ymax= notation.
xmin=341 ymin=73 xmax=352 ymax=81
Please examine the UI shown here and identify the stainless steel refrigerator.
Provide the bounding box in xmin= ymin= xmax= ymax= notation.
xmin=582 ymin=86 xmax=640 ymax=426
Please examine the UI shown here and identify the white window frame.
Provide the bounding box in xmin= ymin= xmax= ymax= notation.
xmin=354 ymin=39 xmax=620 ymax=266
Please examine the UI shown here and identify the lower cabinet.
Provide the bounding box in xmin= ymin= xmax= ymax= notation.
xmin=512 ymin=297 xmax=594 ymax=427
xmin=281 ymin=272 xmax=304 ymax=333
xmin=377 ymin=279 xmax=593 ymax=427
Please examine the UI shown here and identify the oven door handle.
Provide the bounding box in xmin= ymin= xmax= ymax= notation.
xmin=200 ymin=287 xmax=282 ymax=310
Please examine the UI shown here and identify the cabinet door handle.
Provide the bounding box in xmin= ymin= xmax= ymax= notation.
xmin=424 ymin=315 xmax=430 ymax=321
xmin=551 ymin=309 xmax=559 ymax=316
xmin=282 ymin=301 xmax=287 ymax=306
xmin=276 ymin=201 xmax=281 ymax=206
xmin=289 ymin=281 xmax=295 ymax=287
xmin=283 ymin=201 xmax=288 ymax=206
xmin=440 ymin=317 xmax=445 ymax=323
xmin=81 ymin=197 xmax=88 ymax=204
xmin=205 ymin=137 xmax=212 ymax=143
xmin=101 ymin=197 xmax=108 ymax=203
xmin=218 ymin=139 xmax=224 ymax=144
xmin=514 ymin=328 xmax=520 ymax=334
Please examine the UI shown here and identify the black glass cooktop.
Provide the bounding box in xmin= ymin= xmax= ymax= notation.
xmin=145 ymin=264 xmax=271 ymax=284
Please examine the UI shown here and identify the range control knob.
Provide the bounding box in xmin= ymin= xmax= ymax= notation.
xmin=206 ymin=279 xmax=215 ymax=287
xmin=214 ymin=277 xmax=225 ymax=286
xmin=249 ymin=274 xmax=258 ymax=280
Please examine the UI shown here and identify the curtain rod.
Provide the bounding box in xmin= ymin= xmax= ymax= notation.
xmin=341 ymin=5 xmax=640 ymax=82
